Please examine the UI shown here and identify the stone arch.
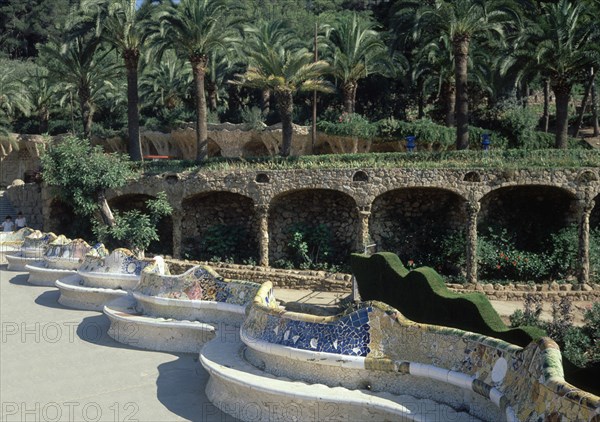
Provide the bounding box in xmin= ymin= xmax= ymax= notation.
xmin=108 ymin=194 xmax=173 ymax=255
xmin=479 ymin=185 xmax=576 ymax=253
xmin=242 ymin=139 xmax=270 ymax=157
xmin=181 ymin=191 xmax=257 ymax=262
xmin=268 ymin=189 xmax=358 ymax=265
xmin=370 ymin=188 xmax=466 ymax=275
xmin=207 ymin=138 xmax=222 ymax=157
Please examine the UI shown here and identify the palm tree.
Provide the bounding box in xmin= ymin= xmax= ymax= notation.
xmin=151 ymin=0 xmax=239 ymax=162
xmin=325 ymin=13 xmax=390 ymax=114
xmin=396 ymin=0 xmax=512 ymax=149
xmin=78 ymin=0 xmax=152 ymax=160
xmin=23 ymin=65 xmax=58 ymax=134
xmin=232 ymin=39 xmax=333 ymax=156
xmin=516 ymin=0 xmax=597 ymax=148
xmin=139 ymin=50 xmax=193 ymax=111
xmin=0 ymin=63 xmax=30 ymax=134
xmin=40 ymin=35 xmax=120 ymax=138
xmin=242 ymin=20 xmax=303 ymax=117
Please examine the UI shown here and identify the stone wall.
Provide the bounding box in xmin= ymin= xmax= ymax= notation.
xmin=0 ymin=134 xmax=45 ymax=188
xmin=7 ymin=166 xmax=600 ymax=283
xmin=5 ymin=181 xmax=43 ymax=229
xmin=268 ymin=189 xmax=358 ymax=263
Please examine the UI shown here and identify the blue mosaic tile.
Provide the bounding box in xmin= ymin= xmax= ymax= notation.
xmin=258 ymin=306 xmax=373 ymax=357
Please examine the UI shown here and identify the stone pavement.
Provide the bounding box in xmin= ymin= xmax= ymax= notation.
xmin=0 ymin=267 xmax=236 ymax=422
xmin=0 ymin=266 xmax=584 ymax=422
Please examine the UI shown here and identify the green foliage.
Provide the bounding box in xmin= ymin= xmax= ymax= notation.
xmin=351 ymin=252 xmax=545 ymax=347
xmin=201 ymin=224 xmax=252 ymax=262
xmin=41 ymin=136 xmax=135 ymax=217
xmin=93 ymin=192 xmax=172 ymax=255
xmin=317 ymin=113 xmax=378 ymax=138
xmin=240 ymin=106 xmax=265 ymax=131
xmin=286 ymin=223 xmax=332 ymax=269
xmin=509 ymin=299 xmax=600 ymax=374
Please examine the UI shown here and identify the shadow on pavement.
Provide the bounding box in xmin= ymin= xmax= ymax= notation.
xmin=156 ymin=356 xmax=236 ymax=422
xmin=34 ymin=289 xmax=69 ymax=309
xmin=7 ymin=273 xmax=30 ymax=286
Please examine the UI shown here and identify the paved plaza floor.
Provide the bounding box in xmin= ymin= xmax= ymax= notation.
xmin=0 ymin=267 xmax=237 ymax=422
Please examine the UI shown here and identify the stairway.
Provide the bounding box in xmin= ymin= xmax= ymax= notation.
xmin=0 ymin=190 xmax=16 ymax=219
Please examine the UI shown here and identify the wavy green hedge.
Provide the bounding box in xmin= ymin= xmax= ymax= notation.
xmin=350 ymin=252 xmax=545 ymax=347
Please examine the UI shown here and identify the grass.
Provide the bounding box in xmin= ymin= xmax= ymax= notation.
xmin=141 ymin=149 xmax=600 ymax=175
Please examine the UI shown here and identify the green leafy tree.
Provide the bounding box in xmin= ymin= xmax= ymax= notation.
xmin=41 ymin=136 xmax=171 ymax=256
xmin=93 ymin=192 xmax=172 ymax=256
xmin=0 ymin=0 xmax=78 ymax=59
xmin=232 ymin=28 xmax=333 ymax=156
xmin=150 ymin=0 xmax=240 ymax=162
xmin=23 ymin=65 xmax=58 ymax=134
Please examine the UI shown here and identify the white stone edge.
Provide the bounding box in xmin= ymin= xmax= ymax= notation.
xmin=201 ymin=338 xmax=452 ymax=421
xmin=5 ymin=254 xmax=44 ymax=270
xmin=103 ymin=296 xmax=216 ymax=331
xmin=241 ymin=331 xmax=516 ymax=420
xmin=132 ymin=291 xmax=246 ymax=314
xmin=55 ymin=274 xmax=130 ymax=296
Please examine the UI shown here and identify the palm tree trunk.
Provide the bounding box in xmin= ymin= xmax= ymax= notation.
xmin=552 ymin=82 xmax=571 ymax=149
xmin=443 ymin=80 xmax=455 ymax=127
xmin=275 ymin=89 xmax=293 ymax=157
xmin=78 ymin=85 xmax=93 ymax=139
xmin=592 ymin=70 xmax=599 ymax=136
xmin=39 ymin=107 xmax=49 ymax=134
xmin=207 ymin=80 xmax=218 ymax=112
xmin=342 ymin=81 xmax=356 ymax=114
xmin=125 ymin=50 xmax=143 ymax=161
xmin=543 ymin=79 xmax=550 ymax=133
xmin=261 ymin=89 xmax=270 ymax=116
xmin=417 ymin=76 xmax=424 ymax=119
xmin=228 ymin=84 xmax=241 ymax=118
xmin=191 ymin=54 xmax=209 ymax=162
xmin=453 ymin=36 xmax=470 ymax=150
xmin=572 ymin=67 xmax=595 ymax=138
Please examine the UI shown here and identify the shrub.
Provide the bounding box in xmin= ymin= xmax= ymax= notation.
xmin=200 ymin=224 xmax=255 ymax=263
xmin=286 ymin=223 xmax=333 ymax=268
xmin=317 ymin=113 xmax=378 ymax=139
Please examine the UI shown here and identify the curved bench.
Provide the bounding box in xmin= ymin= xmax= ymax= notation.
xmin=5 ymin=231 xmax=57 ymax=271
xmin=56 ymin=250 xmax=167 ymax=311
xmin=228 ymin=282 xmax=600 ymax=422
xmin=25 ymin=237 xmax=98 ymax=286
xmin=0 ymin=228 xmax=33 ymax=264
xmin=104 ymin=264 xmax=261 ymax=353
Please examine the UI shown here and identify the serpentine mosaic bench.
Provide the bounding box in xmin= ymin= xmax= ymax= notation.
xmin=25 ymin=236 xmax=99 ymax=286
xmin=55 ymin=249 xmax=168 ymax=311
xmin=201 ymin=281 xmax=600 ymax=422
xmin=104 ymin=264 xmax=261 ymax=353
xmin=5 ymin=231 xmax=58 ymax=271
xmin=0 ymin=228 xmax=33 ymax=264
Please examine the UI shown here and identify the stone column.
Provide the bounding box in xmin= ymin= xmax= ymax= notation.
xmin=577 ymin=198 xmax=595 ymax=284
xmin=356 ymin=206 xmax=372 ymax=253
xmin=465 ymin=200 xmax=480 ymax=284
xmin=256 ymin=204 xmax=270 ymax=267
xmin=171 ymin=208 xmax=183 ymax=259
